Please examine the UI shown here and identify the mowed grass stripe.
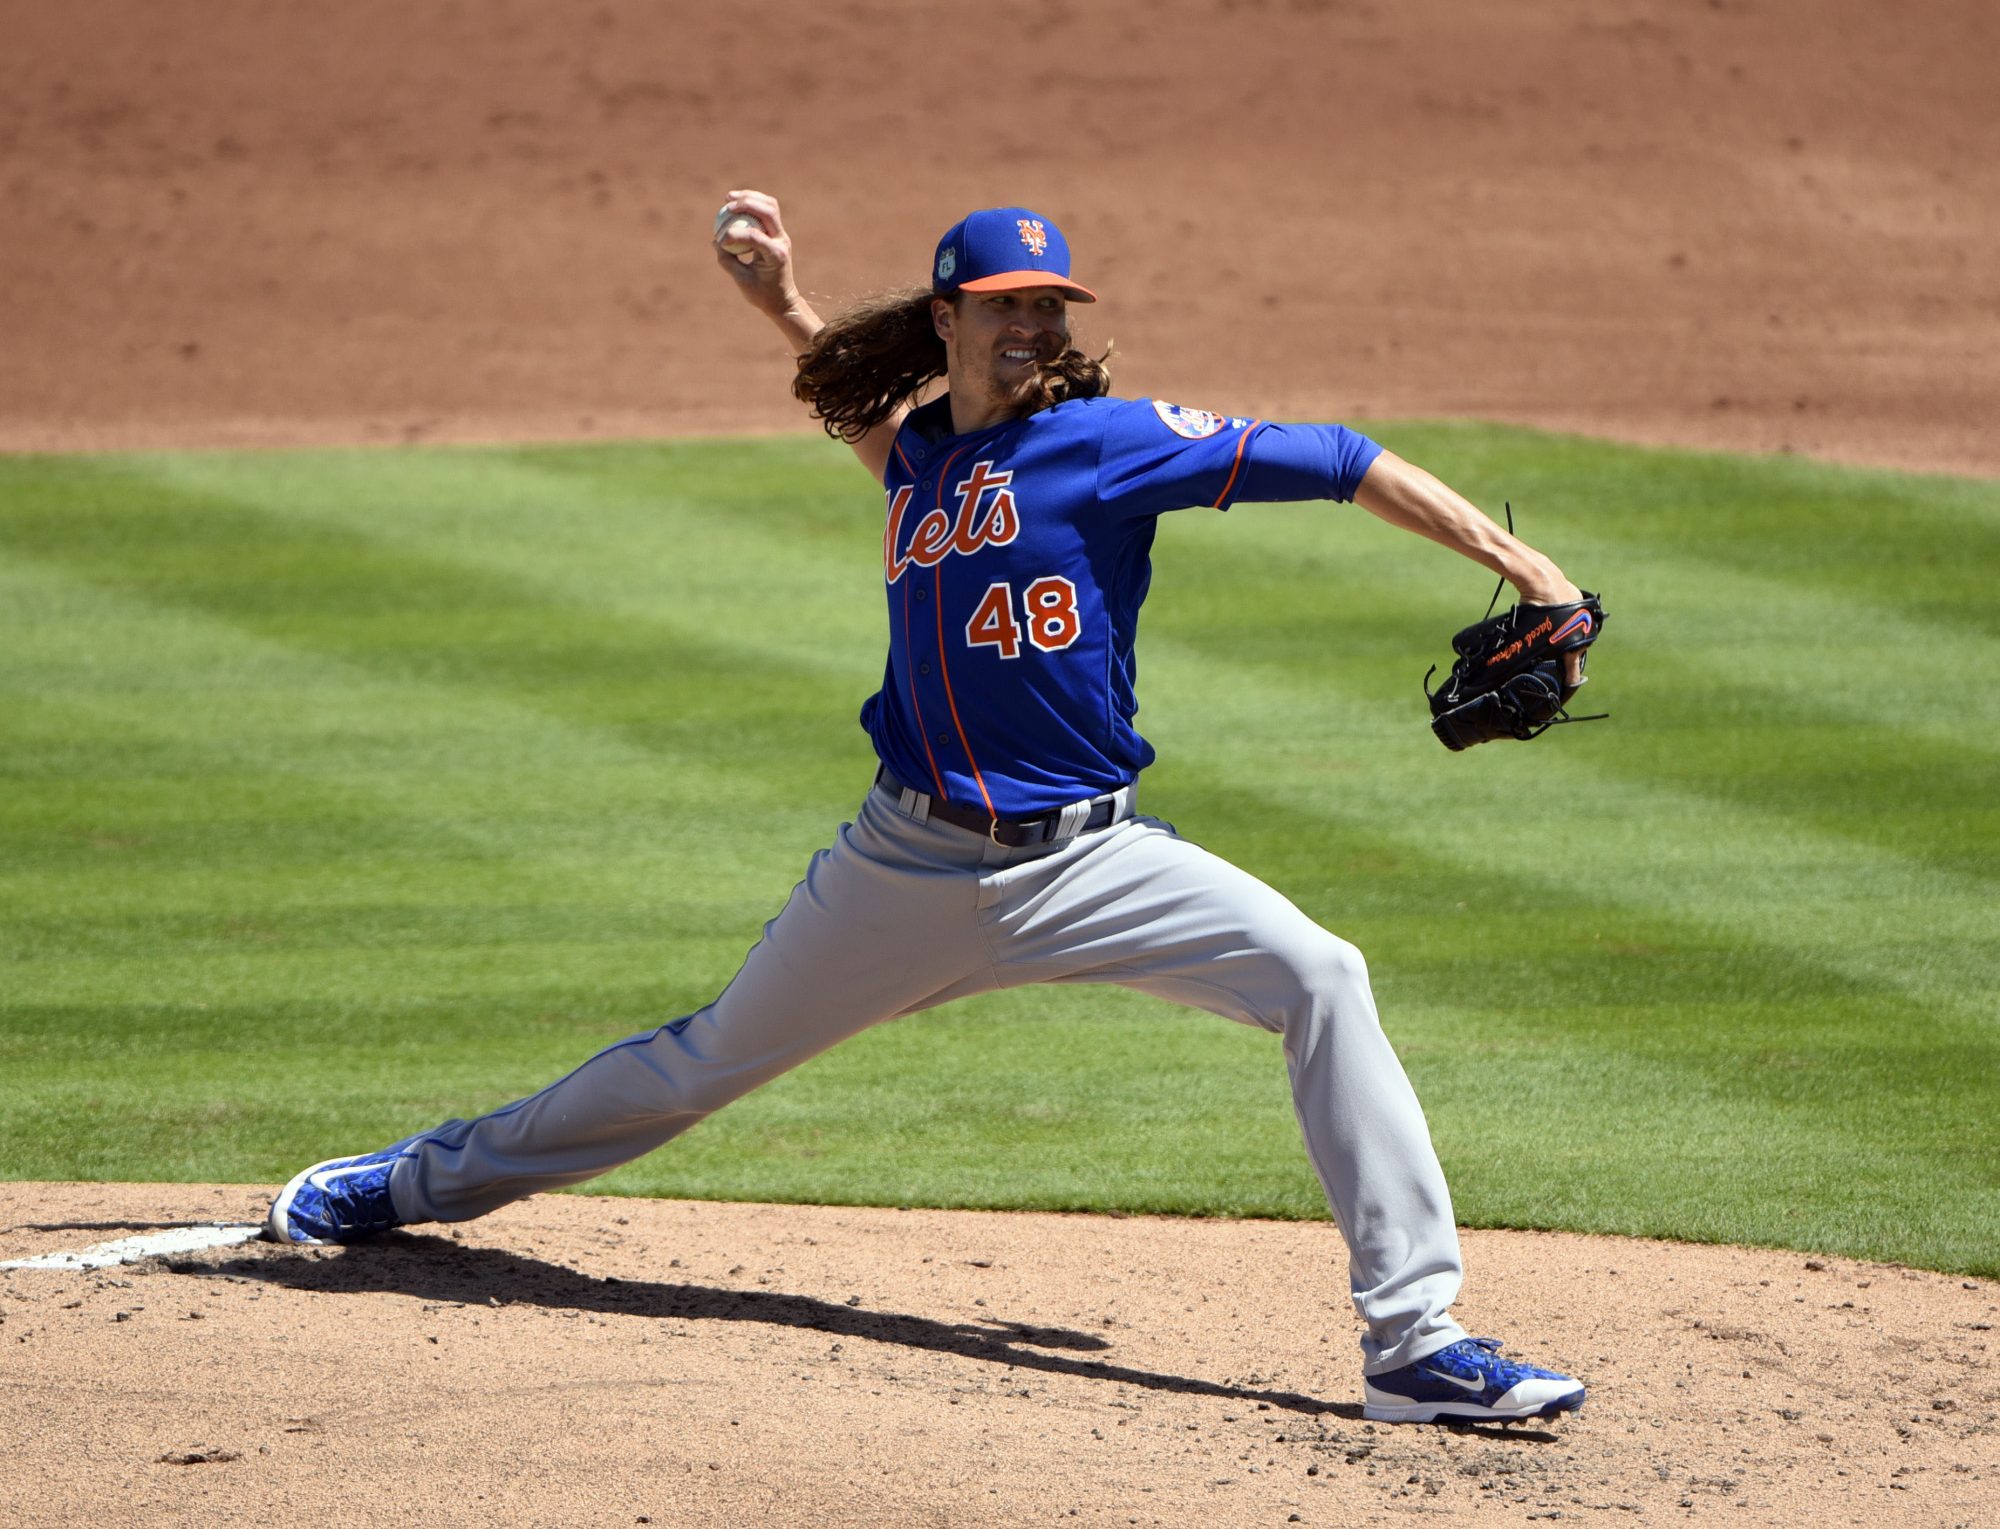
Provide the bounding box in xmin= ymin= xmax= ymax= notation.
xmin=0 ymin=451 xmax=882 ymax=809
xmin=1372 ymin=421 xmax=2000 ymax=638
xmin=0 ymin=546 xmax=858 ymax=889
xmin=0 ymin=547 xmax=851 ymax=1011
xmin=123 ymin=441 xmax=889 ymax=675
xmin=2 ymin=461 xmax=873 ymax=773
xmin=1 ymin=431 xmax=1994 ymax=1275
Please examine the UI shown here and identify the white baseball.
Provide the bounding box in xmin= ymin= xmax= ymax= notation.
xmin=714 ymin=207 xmax=761 ymax=265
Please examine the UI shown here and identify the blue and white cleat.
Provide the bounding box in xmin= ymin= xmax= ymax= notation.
xmin=265 ymin=1143 xmax=413 ymax=1244
xmin=1364 ymin=1336 xmax=1586 ymax=1424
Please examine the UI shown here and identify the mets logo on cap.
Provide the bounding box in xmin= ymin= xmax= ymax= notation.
xmin=929 ymin=207 xmax=1098 ymax=302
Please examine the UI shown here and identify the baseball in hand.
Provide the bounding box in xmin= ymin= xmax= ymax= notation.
xmin=714 ymin=206 xmax=761 ymax=264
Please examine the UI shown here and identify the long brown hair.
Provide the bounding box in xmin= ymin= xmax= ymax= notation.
xmin=793 ymin=288 xmax=1113 ymax=442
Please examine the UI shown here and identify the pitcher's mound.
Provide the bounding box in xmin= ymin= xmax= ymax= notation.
xmin=2 ymin=1183 xmax=1991 ymax=1526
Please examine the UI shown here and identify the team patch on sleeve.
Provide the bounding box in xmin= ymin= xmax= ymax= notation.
xmin=1151 ymin=400 xmax=1229 ymax=440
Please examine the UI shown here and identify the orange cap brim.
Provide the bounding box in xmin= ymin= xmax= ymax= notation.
xmin=954 ymin=270 xmax=1098 ymax=303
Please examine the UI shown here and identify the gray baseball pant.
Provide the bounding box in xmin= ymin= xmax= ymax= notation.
xmin=386 ymin=778 xmax=1470 ymax=1373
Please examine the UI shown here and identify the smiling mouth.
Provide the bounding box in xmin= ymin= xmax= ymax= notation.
xmin=1001 ymin=333 xmax=1064 ymax=366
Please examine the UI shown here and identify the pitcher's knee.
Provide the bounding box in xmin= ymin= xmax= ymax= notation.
xmin=1290 ymin=932 xmax=1372 ymax=1003
xmin=1241 ymin=932 xmax=1375 ymax=1033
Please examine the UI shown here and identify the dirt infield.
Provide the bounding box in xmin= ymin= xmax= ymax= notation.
xmin=3 ymin=1186 xmax=1994 ymax=1527
xmin=3 ymin=0 xmax=1997 ymax=473
xmin=3 ymin=2 xmax=1997 ymax=1525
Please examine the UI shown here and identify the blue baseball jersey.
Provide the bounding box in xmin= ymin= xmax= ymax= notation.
xmin=861 ymin=394 xmax=1383 ymax=816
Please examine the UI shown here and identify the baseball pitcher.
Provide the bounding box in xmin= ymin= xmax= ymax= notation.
xmin=267 ymin=192 xmax=1601 ymax=1424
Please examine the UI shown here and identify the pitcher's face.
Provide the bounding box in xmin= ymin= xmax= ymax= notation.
xmin=935 ymin=287 xmax=1072 ymax=419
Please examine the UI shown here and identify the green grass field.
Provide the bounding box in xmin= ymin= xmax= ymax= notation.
xmin=2 ymin=425 xmax=1994 ymax=1276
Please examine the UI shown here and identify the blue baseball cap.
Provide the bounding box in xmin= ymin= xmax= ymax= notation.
xmin=931 ymin=207 xmax=1097 ymax=303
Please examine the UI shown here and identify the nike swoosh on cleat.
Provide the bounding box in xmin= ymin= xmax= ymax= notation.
xmin=1418 ymin=1368 xmax=1490 ymax=1393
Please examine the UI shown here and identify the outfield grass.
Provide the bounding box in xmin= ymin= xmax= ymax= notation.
xmin=1 ymin=425 xmax=1994 ymax=1276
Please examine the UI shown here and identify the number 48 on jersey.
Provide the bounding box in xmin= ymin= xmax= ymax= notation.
xmin=965 ymin=576 xmax=1082 ymax=659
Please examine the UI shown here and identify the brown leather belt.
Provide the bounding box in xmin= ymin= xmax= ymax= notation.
xmin=874 ymin=766 xmax=1131 ymax=848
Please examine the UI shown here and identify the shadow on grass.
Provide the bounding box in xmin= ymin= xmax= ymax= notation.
xmin=180 ymin=1230 xmax=1391 ymax=1422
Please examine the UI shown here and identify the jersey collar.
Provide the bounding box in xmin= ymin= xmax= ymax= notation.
xmin=904 ymin=393 xmax=1057 ymax=451
xmin=905 ymin=394 xmax=959 ymax=446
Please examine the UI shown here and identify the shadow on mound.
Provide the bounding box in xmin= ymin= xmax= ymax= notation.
xmin=186 ymin=1232 xmax=1377 ymax=1421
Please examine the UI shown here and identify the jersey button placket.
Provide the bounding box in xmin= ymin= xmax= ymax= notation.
xmin=919 ymin=538 xmax=943 ymax=751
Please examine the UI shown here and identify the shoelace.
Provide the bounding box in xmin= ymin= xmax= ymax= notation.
xmin=1450 ymin=1336 xmax=1561 ymax=1386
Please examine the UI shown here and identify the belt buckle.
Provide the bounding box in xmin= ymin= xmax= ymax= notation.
xmin=992 ymin=811 xmax=1048 ymax=848
xmin=988 ymin=797 xmax=1096 ymax=849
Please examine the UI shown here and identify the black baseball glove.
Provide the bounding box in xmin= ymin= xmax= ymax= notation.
xmin=1425 ymin=591 xmax=1607 ymax=750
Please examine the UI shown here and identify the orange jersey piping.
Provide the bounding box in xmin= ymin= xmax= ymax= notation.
xmin=920 ymin=448 xmax=996 ymax=818
xmin=1212 ymin=421 xmax=1265 ymax=508
xmin=932 ymin=562 xmax=998 ymax=819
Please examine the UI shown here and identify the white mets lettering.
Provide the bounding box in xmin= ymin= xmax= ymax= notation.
xmin=883 ymin=459 xmax=1021 ymax=583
